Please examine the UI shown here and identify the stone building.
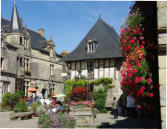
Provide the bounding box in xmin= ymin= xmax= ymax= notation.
xmin=0 ymin=3 xmax=65 ymax=103
xmin=63 ymin=17 xmax=123 ymax=106
xmin=157 ymin=2 xmax=167 ymax=129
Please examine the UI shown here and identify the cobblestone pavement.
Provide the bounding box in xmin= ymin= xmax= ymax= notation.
xmin=0 ymin=111 xmax=157 ymax=128
xmin=0 ymin=112 xmax=38 ymax=128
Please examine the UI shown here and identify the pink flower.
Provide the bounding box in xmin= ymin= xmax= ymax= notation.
xmin=127 ymin=28 xmax=131 ymax=31
xmin=141 ymin=58 xmax=145 ymax=61
xmin=139 ymin=36 xmax=144 ymax=40
xmin=127 ymin=45 xmax=131 ymax=50
xmin=149 ymin=93 xmax=154 ymax=98
xmin=128 ymin=64 xmax=132 ymax=68
xmin=132 ymin=68 xmax=137 ymax=73
xmin=133 ymin=30 xmax=137 ymax=35
xmin=150 ymin=85 xmax=153 ymax=90
xmin=131 ymin=39 xmax=135 ymax=44
xmin=142 ymin=41 xmax=145 ymax=44
xmin=147 ymin=78 xmax=152 ymax=84
xmin=133 ymin=37 xmax=137 ymax=40
xmin=136 ymin=63 xmax=140 ymax=67
xmin=122 ymin=63 xmax=125 ymax=67
xmin=127 ymin=72 xmax=133 ymax=77
xmin=140 ymin=45 xmax=144 ymax=48
xmin=137 ymin=105 xmax=142 ymax=109
xmin=122 ymin=28 xmax=126 ymax=33
xmin=135 ymin=60 xmax=139 ymax=63
xmin=135 ymin=46 xmax=139 ymax=50
xmin=126 ymin=36 xmax=130 ymax=40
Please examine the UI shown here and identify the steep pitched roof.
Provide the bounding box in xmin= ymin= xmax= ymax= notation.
xmin=63 ymin=17 xmax=122 ymax=62
xmin=1 ymin=18 xmax=49 ymax=54
xmin=11 ymin=3 xmax=23 ymax=33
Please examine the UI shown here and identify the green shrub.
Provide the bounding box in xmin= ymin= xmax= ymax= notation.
xmin=1 ymin=92 xmax=20 ymax=110
xmin=17 ymin=90 xmax=25 ymax=98
xmin=32 ymin=102 xmax=41 ymax=113
xmin=14 ymin=101 xmax=28 ymax=112
xmin=93 ymin=88 xmax=106 ymax=112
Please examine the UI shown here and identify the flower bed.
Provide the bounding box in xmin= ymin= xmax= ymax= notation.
xmin=38 ymin=112 xmax=76 ymax=128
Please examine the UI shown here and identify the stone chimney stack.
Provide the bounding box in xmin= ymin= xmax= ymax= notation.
xmin=38 ymin=28 xmax=45 ymax=37
xmin=19 ymin=18 xmax=23 ymax=28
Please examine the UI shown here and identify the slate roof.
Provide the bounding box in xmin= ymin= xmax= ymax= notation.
xmin=11 ymin=3 xmax=23 ymax=33
xmin=1 ymin=17 xmax=49 ymax=54
xmin=63 ymin=17 xmax=122 ymax=62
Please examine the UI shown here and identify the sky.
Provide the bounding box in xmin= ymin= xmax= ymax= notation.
xmin=2 ymin=0 xmax=133 ymax=54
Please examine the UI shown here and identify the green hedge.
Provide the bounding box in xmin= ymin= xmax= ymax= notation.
xmin=93 ymin=88 xmax=107 ymax=112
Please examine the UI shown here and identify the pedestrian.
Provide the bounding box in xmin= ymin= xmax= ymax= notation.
xmin=112 ymin=97 xmax=118 ymax=119
xmin=28 ymin=96 xmax=33 ymax=107
xmin=126 ymin=93 xmax=136 ymax=118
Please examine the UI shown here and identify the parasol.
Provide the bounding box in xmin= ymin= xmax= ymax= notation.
xmin=52 ymin=94 xmax=65 ymax=98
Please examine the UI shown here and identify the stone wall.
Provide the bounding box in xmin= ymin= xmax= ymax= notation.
xmin=157 ymin=2 xmax=167 ymax=129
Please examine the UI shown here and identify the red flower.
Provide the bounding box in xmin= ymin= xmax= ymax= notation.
xmin=126 ymin=36 xmax=130 ymax=40
xmin=128 ymin=45 xmax=131 ymax=50
xmin=142 ymin=41 xmax=145 ymax=44
xmin=133 ymin=30 xmax=137 ymax=35
xmin=136 ymin=63 xmax=140 ymax=67
xmin=132 ymin=68 xmax=137 ymax=73
xmin=127 ymin=72 xmax=133 ymax=77
xmin=147 ymin=78 xmax=152 ymax=84
xmin=140 ymin=45 xmax=144 ymax=48
xmin=128 ymin=64 xmax=132 ymax=68
xmin=127 ymin=28 xmax=131 ymax=31
xmin=149 ymin=93 xmax=154 ymax=98
xmin=141 ymin=58 xmax=145 ymax=61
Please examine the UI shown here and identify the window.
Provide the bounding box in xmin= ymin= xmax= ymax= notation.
xmin=20 ymin=57 xmax=22 ymax=67
xmin=20 ymin=37 xmax=23 ymax=45
xmin=2 ymin=81 xmax=10 ymax=95
xmin=87 ymin=39 xmax=97 ymax=53
xmin=50 ymin=64 xmax=54 ymax=76
xmin=0 ymin=58 xmax=4 ymax=70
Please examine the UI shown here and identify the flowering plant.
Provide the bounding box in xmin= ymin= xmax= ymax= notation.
xmin=120 ymin=6 xmax=158 ymax=112
xmin=68 ymin=100 xmax=95 ymax=107
xmin=71 ymin=86 xmax=87 ymax=101
xmin=38 ymin=112 xmax=76 ymax=128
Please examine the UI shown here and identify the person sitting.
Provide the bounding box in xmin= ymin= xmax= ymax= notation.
xmin=55 ymin=101 xmax=64 ymax=112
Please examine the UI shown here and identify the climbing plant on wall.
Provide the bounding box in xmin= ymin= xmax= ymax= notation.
xmin=120 ymin=2 xmax=158 ymax=113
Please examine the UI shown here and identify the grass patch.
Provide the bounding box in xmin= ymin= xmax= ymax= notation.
xmin=10 ymin=117 xmax=18 ymax=120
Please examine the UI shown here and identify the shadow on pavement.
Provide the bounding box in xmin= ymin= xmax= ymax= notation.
xmin=97 ymin=117 xmax=158 ymax=128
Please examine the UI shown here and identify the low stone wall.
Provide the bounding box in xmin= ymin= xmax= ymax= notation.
xmin=69 ymin=106 xmax=94 ymax=126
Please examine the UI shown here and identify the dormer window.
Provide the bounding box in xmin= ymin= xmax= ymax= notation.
xmin=87 ymin=39 xmax=97 ymax=53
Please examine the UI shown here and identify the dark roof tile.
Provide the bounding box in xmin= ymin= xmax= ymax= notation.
xmin=63 ymin=18 xmax=122 ymax=61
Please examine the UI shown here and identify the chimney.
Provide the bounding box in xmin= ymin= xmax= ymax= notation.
xmin=61 ymin=50 xmax=69 ymax=56
xmin=19 ymin=18 xmax=23 ymax=28
xmin=38 ymin=28 xmax=45 ymax=37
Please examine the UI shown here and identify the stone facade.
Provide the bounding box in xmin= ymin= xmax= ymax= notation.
xmin=157 ymin=2 xmax=167 ymax=129
xmin=0 ymin=4 xmax=65 ymax=103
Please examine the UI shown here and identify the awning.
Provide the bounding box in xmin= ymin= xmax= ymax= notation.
xmin=27 ymin=88 xmax=37 ymax=92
